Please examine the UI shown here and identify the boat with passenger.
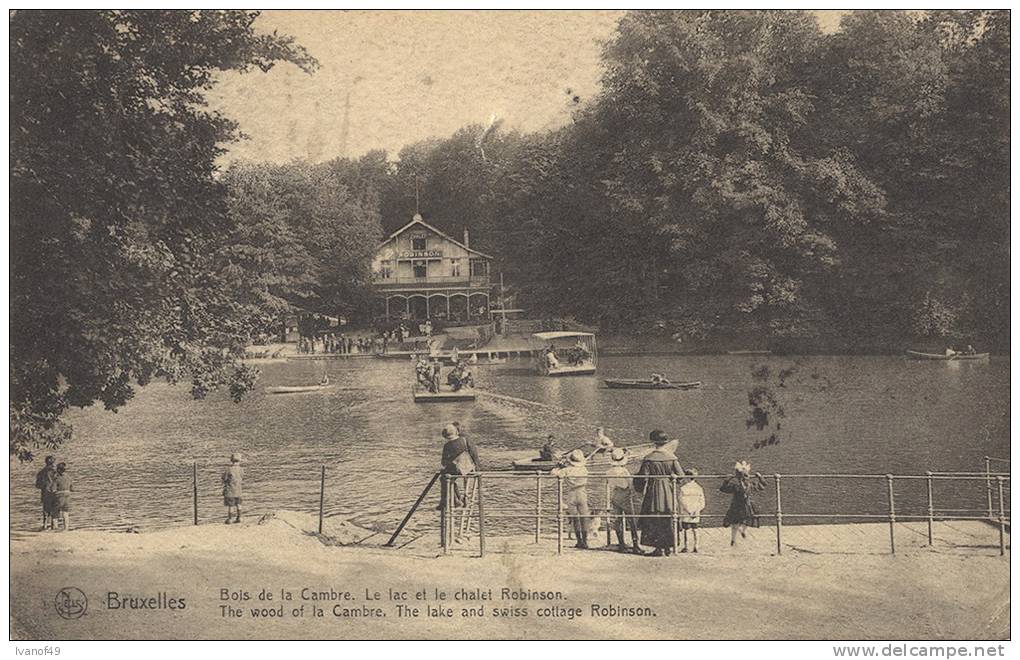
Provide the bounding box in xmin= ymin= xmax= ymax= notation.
xmin=531 ymin=331 xmax=597 ymax=376
xmin=604 ymin=378 xmax=702 ymax=390
xmin=512 ymin=437 xmax=679 ymax=471
xmin=906 ymin=350 xmax=989 ymax=361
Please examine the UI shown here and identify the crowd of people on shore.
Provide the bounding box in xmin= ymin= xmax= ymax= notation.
xmin=440 ymin=425 xmax=767 ymax=556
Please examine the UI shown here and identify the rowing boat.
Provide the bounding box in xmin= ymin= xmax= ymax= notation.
xmin=265 ymin=384 xmax=333 ymax=394
xmin=412 ymin=385 xmax=477 ymax=403
xmin=511 ymin=439 xmax=680 ymax=471
xmin=604 ymin=378 xmax=702 ymax=390
xmin=905 ymin=350 xmax=990 ymax=361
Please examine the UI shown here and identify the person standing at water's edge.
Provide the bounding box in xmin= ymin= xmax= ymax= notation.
xmin=440 ymin=423 xmax=479 ymax=509
xmin=222 ymin=453 xmax=243 ymax=524
xmin=634 ymin=430 xmax=684 ymax=556
xmin=34 ymin=455 xmax=56 ymax=530
xmin=51 ymin=462 xmax=74 ymax=531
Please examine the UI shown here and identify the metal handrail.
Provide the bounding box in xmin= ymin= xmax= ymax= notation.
xmin=437 ymin=469 xmax=1011 ymax=558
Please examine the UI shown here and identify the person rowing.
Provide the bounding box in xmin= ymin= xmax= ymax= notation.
xmin=650 ymin=373 xmax=670 ymax=385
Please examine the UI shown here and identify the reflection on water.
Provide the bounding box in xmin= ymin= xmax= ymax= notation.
xmin=9 ymin=355 xmax=1010 ymax=535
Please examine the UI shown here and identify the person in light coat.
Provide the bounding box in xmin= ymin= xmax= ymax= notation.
xmin=679 ymin=468 xmax=706 ymax=553
xmin=552 ymin=450 xmax=590 ymax=549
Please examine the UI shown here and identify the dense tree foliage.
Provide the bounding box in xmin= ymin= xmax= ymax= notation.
xmin=10 ymin=10 xmax=315 ymax=459
xmin=221 ymin=158 xmax=382 ymax=326
xmin=370 ymin=10 xmax=1008 ymax=347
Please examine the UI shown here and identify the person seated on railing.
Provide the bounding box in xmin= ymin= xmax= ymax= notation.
xmin=587 ymin=427 xmax=614 ymax=459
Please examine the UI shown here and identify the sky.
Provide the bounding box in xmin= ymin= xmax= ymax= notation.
xmin=208 ymin=10 xmax=847 ymax=165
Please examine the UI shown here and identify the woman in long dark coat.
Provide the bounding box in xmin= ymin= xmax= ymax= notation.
xmin=633 ymin=430 xmax=684 ymax=556
xmin=720 ymin=461 xmax=767 ymax=546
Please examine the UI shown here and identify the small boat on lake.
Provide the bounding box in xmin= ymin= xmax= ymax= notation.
xmin=265 ymin=384 xmax=334 ymax=394
xmin=906 ymin=350 xmax=990 ymax=361
xmin=531 ymin=331 xmax=598 ymax=376
xmin=412 ymin=385 xmax=477 ymax=403
xmin=604 ymin=378 xmax=702 ymax=390
xmin=511 ymin=439 xmax=679 ymax=471
xmin=726 ymin=349 xmax=772 ymax=356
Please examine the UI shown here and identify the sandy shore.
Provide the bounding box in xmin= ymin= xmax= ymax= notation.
xmin=10 ymin=511 xmax=1009 ymax=640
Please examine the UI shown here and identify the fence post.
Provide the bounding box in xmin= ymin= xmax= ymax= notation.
xmin=886 ymin=474 xmax=896 ymax=555
xmin=318 ymin=465 xmax=326 ymax=535
xmin=476 ymin=475 xmax=486 ymax=558
xmin=986 ymin=456 xmax=994 ymax=521
xmin=556 ymin=475 xmax=564 ymax=555
xmin=774 ymin=474 xmax=783 ymax=556
xmin=440 ymin=475 xmax=450 ymax=554
xmin=996 ymin=476 xmax=1006 ymax=557
xmin=534 ymin=475 xmax=542 ymax=544
xmin=192 ymin=462 xmax=198 ymax=526
xmin=671 ymin=475 xmax=679 ymax=557
xmin=925 ymin=471 xmax=934 ymax=546
xmin=605 ymin=477 xmax=612 ymax=548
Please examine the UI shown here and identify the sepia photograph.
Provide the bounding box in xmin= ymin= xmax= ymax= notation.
xmin=7 ymin=7 xmax=1011 ymax=648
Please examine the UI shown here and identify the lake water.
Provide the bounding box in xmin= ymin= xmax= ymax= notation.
xmin=10 ymin=355 xmax=1010 ymax=536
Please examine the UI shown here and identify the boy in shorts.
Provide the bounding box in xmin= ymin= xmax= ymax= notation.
xmin=679 ymin=467 xmax=705 ymax=553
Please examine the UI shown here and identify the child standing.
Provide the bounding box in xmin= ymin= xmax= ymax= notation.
xmin=605 ymin=448 xmax=641 ymax=554
xmin=720 ymin=460 xmax=767 ymax=546
xmin=679 ymin=468 xmax=705 ymax=553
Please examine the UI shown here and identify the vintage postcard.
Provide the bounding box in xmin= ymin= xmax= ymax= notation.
xmin=8 ymin=8 xmax=1010 ymax=648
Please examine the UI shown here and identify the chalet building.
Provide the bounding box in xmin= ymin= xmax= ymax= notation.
xmin=372 ymin=214 xmax=493 ymax=322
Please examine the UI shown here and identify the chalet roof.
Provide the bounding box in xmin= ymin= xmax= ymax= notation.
xmin=380 ymin=215 xmax=494 ymax=260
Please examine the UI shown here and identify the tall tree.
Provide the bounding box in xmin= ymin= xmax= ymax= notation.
xmin=10 ymin=10 xmax=316 ymax=460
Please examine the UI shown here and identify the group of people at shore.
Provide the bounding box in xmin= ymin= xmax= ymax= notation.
xmin=33 ymin=456 xmax=74 ymax=531
xmin=441 ymin=425 xmax=767 ymax=556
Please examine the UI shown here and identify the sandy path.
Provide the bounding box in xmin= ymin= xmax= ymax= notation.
xmin=10 ymin=512 xmax=1009 ymax=640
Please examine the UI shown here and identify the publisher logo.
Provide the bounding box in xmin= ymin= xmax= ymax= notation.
xmin=54 ymin=587 xmax=88 ymax=620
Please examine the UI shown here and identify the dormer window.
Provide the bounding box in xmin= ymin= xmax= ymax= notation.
xmin=412 ymin=237 xmax=427 ymax=251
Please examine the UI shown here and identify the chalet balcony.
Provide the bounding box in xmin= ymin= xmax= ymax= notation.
xmin=372 ymin=274 xmax=491 ymax=290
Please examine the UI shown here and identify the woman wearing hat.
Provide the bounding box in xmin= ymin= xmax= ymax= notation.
xmin=720 ymin=461 xmax=767 ymax=546
xmin=605 ymin=448 xmax=641 ymax=553
xmin=551 ymin=450 xmax=590 ymax=549
xmin=222 ymin=453 xmax=243 ymax=524
xmin=634 ymin=430 xmax=684 ymax=556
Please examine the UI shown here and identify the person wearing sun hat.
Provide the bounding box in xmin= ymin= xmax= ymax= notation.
xmin=634 ymin=430 xmax=684 ymax=556
xmin=605 ymin=447 xmax=641 ymax=553
xmin=721 ymin=460 xmax=767 ymax=547
xmin=551 ymin=449 xmax=590 ymax=549
xmin=221 ymin=452 xmax=243 ymax=524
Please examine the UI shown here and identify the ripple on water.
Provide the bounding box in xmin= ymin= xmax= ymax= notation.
xmin=9 ymin=355 xmax=1010 ymax=533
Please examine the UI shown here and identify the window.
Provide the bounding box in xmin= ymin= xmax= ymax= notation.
xmin=379 ymin=260 xmax=392 ymax=279
xmin=413 ymin=260 xmax=427 ymax=279
xmin=471 ymin=260 xmax=488 ymax=277
xmin=450 ymin=259 xmax=461 ymax=277
xmin=412 ymin=237 xmax=427 ymax=251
